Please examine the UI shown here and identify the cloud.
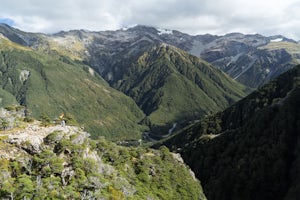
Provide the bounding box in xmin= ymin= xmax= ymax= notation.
xmin=0 ymin=0 xmax=299 ymax=40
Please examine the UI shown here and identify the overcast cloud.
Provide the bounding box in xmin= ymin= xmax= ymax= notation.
xmin=0 ymin=0 xmax=299 ymax=40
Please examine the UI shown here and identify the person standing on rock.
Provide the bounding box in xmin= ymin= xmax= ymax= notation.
xmin=60 ymin=113 xmax=66 ymax=127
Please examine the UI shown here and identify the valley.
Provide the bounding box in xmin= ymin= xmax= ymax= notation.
xmin=161 ymin=65 xmax=300 ymax=200
xmin=0 ymin=23 xmax=299 ymax=200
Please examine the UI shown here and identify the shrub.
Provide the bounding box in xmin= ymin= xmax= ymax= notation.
xmin=23 ymin=116 xmax=34 ymax=123
xmin=40 ymin=113 xmax=51 ymax=127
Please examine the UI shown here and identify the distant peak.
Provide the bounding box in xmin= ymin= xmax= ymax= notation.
xmin=223 ymin=32 xmax=246 ymax=39
xmin=122 ymin=24 xmax=172 ymax=35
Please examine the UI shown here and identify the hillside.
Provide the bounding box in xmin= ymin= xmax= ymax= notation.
xmin=112 ymin=43 xmax=249 ymax=136
xmin=161 ymin=65 xmax=300 ymax=200
xmin=0 ymin=24 xmax=251 ymax=140
xmin=0 ymin=107 xmax=206 ymax=200
xmin=0 ymin=34 xmax=145 ymax=140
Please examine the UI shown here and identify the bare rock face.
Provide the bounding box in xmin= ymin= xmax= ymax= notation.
xmin=2 ymin=118 xmax=89 ymax=154
xmin=61 ymin=167 xmax=75 ymax=186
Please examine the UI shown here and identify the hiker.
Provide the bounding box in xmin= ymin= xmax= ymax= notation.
xmin=61 ymin=120 xmax=66 ymax=127
xmin=60 ymin=113 xmax=65 ymax=127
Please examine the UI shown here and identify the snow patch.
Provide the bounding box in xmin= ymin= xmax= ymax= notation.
xmin=271 ymin=38 xmax=283 ymax=42
xmin=265 ymin=68 xmax=270 ymax=73
xmin=157 ymin=28 xmax=173 ymax=35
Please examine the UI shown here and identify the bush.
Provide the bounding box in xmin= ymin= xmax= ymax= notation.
xmin=44 ymin=131 xmax=62 ymax=145
xmin=23 ymin=116 xmax=34 ymax=123
xmin=40 ymin=113 xmax=51 ymax=127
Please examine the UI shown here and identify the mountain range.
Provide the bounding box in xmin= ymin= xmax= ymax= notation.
xmin=2 ymin=24 xmax=299 ymax=88
xmin=0 ymin=23 xmax=253 ymax=139
xmin=0 ymin=23 xmax=299 ymax=139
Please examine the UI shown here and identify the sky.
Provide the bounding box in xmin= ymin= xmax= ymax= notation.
xmin=0 ymin=0 xmax=299 ymax=40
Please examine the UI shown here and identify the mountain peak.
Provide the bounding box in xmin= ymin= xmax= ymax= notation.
xmin=126 ymin=24 xmax=158 ymax=33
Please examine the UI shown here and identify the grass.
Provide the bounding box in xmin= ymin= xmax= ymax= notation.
xmin=0 ymin=45 xmax=146 ymax=140
xmin=259 ymin=41 xmax=300 ymax=54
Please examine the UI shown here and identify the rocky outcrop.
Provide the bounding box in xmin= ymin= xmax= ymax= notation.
xmin=7 ymin=124 xmax=85 ymax=153
xmin=0 ymin=108 xmax=206 ymax=199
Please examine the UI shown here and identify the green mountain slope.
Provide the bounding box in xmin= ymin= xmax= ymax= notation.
xmin=0 ymin=108 xmax=206 ymax=200
xmin=0 ymin=35 xmax=145 ymax=140
xmin=113 ymin=44 xmax=250 ymax=136
xmin=0 ymin=25 xmax=250 ymax=140
xmin=162 ymin=65 xmax=300 ymax=200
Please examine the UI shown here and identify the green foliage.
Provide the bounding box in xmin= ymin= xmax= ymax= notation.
xmin=0 ymin=118 xmax=9 ymax=130
xmin=43 ymin=130 xmax=62 ymax=145
xmin=113 ymin=44 xmax=249 ymax=135
xmin=39 ymin=112 xmax=51 ymax=127
xmin=108 ymin=185 xmax=125 ymax=200
xmin=0 ymin=47 xmax=146 ymax=140
xmin=63 ymin=113 xmax=78 ymax=126
xmin=4 ymin=105 xmax=16 ymax=111
xmin=0 ymin=125 xmax=206 ymax=200
xmin=15 ymin=174 xmax=34 ymax=199
xmin=4 ymin=104 xmax=24 ymax=111
xmin=163 ymin=65 xmax=300 ymax=200
xmin=0 ymin=88 xmax=17 ymax=107
xmin=23 ymin=116 xmax=34 ymax=123
xmin=96 ymin=137 xmax=205 ymax=199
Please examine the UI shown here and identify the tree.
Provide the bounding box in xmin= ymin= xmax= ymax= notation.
xmin=15 ymin=174 xmax=34 ymax=199
xmin=2 ymin=178 xmax=16 ymax=200
xmin=0 ymin=118 xmax=9 ymax=130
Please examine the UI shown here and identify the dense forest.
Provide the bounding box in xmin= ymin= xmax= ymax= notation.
xmin=162 ymin=65 xmax=300 ymax=200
